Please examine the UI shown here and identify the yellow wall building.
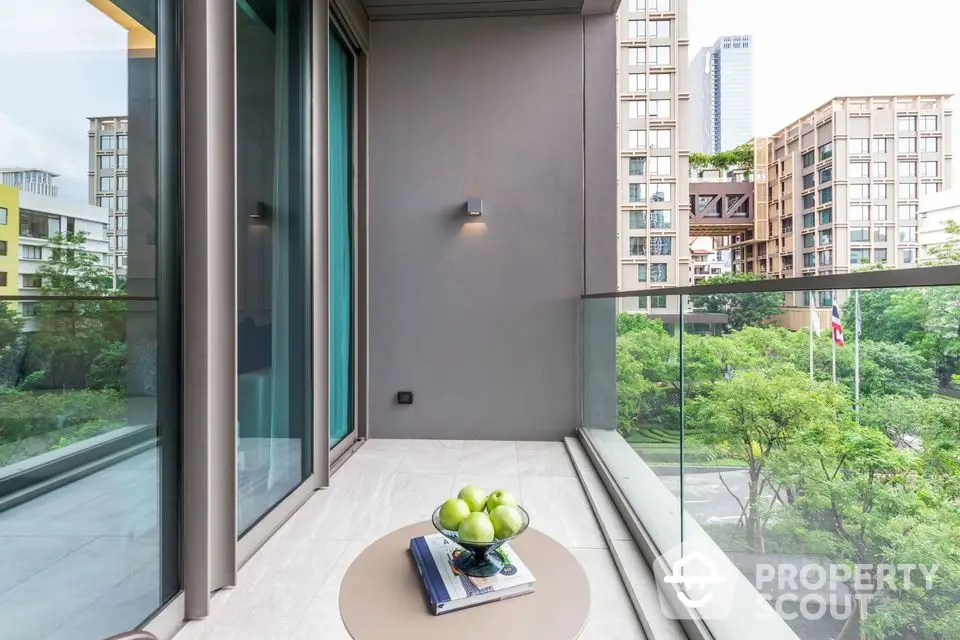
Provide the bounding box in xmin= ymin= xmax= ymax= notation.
xmin=0 ymin=185 xmax=19 ymax=298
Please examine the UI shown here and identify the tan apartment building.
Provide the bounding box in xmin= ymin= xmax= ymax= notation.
xmin=88 ymin=115 xmax=130 ymax=288
xmin=616 ymin=0 xmax=691 ymax=313
xmin=728 ymin=95 xmax=953 ymax=325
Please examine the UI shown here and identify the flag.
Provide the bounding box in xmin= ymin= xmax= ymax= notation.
xmin=810 ymin=296 xmax=822 ymax=336
xmin=831 ymin=301 xmax=845 ymax=347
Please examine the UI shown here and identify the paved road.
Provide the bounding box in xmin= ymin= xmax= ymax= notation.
xmin=655 ymin=467 xmax=757 ymax=525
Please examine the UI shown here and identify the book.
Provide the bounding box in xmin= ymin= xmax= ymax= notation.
xmin=409 ymin=533 xmax=536 ymax=615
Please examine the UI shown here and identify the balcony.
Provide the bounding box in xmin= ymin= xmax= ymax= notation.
xmin=689 ymin=181 xmax=755 ymax=236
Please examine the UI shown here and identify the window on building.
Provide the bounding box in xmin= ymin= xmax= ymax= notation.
xmin=802 ymin=193 xmax=816 ymax=209
xmin=117 ymin=215 xmax=129 ymax=231
xmin=651 ymin=295 xmax=667 ymax=309
xmin=20 ymin=245 xmax=41 ymax=259
xmin=850 ymin=184 xmax=870 ymax=200
xmin=802 ymin=173 xmax=815 ymax=189
xmin=637 ymin=264 xmax=647 ymax=282
xmin=21 ymin=274 xmax=42 ymax=288
xmin=921 ymin=161 xmax=938 ymax=177
xmin=898 ymin=204 xmax=918 ymax=221
xmin=98 ymin=196 xmax=114 ymax=210
xmin=650 ymin=236 xmax=673 ymax=255
xmin=897 ymin=116 xmax=917 ymax=132
xmin=874 ymin=183 xmax=888 ymax=200
xmin=117 ymin=235 xmax=129 ymax=251
xmin=0 ymin=207 xmax=6 ymax=225
xmin=648 ymin=73 xmax=671 ymax=92
xmin=649 ymin=156 xmax=671 ymax=175
xmin=648 ymin=20 xmax=670 ymax=37
xmin=118 ymin=175 xmax=128 ymax=191
xmin=0 ymin=240 xmax=5 ymax=256
xmin=819 ymin=208 xmax=833 ymax=224
xmin=99 ymin=155 xmax=114 ymax=169
xmin=648 ymin=0 xmax=670 ymax=9
xmin=627 ymin=47 xmax=645 ymax=65
xmin=819 ymin=249 xmax=833 ymax=266
xmin=849 ymin=138 xmax=869 ymax=154
xmin=923 ymin=182 xmax=941 ymax=195
xmin=875 ymin=248 xmax=888 ymax=263
xmin=650 ymin=129 xmax=671 ymax=149
xmin=818 ymin=291 xmax=833 ymax=307
xmin=818 ymin=141 xmax=833 ymax=160
xmin=850 ymin=205 xmax=870 ymax=221
xmin=898 ymin=183 xmax=917 ymax=199
xmin=99 ymin=176 xmax=113 ymax=191
xmin=649 ymin=99 xmax=671 ymax=118
xmin=901 ymin=248 xmax=916 ymax=264
xmin=650 ymin=183 xmax=671 ymax=202
xmin=627 ymin=19 xmax=645 ymax=38
xmin=898 ymin=137 xmax=917 ymax=153
xmin=117 ymin=134 xmax=128 ymax=149
xmin=873 ymin=161 xmax=887 ymax=177
xmin=803 ymin=233 xmax=815 ymax=248
xmin=118 ymin=154 xmax=129 ymax=169
xmin=872 ymin=138 xmax=889 ymax=153
xmin=99 ymin=135 xmax=115 ymax=150
xmin=628 ymin=130 xmax=646 ymax=149
xmin=819 ymin=186 xmax=832 ymax=204
xmin=874 ymin=227 xmax=888 ymax=242
xmin=627 ymin=101 xmax=645 ymax=119
xmin=920 ymin=137 xmax=939 ymax=153
xmin=628 ymin=183 xmax=646 ymax=203
xmin=649 ymin=46 xmax=671 ymax=65
xmin=803 ymin=212 xmax=815 ymax=228
xmin=849 ymin=162 xmax=869 ymax=178
xmin=920 ymin=115 xmax=938 ymax=131
xmin=898 ymin=161 xmax=917 ymax=177
xmin=117 ymin=196 xmax=129 ymax=211
xmin=650 ymin=263 xmax=668 ymax=282
xmin=629 ymin=211 xmax=646 ymax=229
xmin=819 ymin=229 xmax=833 ymax=246
xmin=803 ymin=252 xmax=816 ymax=267
xmin=629 ymin=156 xmax=645 ymax=175
xmin=850 ymin=227 xmax=869 ymax=243
xmin=629 ymin=237 xmax=646 ymax=256
xmin=819 ymin=166 xmax=833 ymax=183
xmin=650 ymin=209 xmax=671 ymax=229
xmin=628 ymin=0 xmax=644 ymax=10
xmin=899 ymin=227 xmax=917 ymax=243
xmin=873 ymin=205 xmax=888 ymax=220
xmin=628 ymin=73 xmax=645 ymax=92
xmin=802 ymin=150 xmax=815 ymax=168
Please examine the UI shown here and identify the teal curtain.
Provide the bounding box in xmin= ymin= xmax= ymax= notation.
xmin=329 ymin=28 xmax=353 ymax=447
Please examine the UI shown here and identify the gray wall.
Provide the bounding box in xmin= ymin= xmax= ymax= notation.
xmin=368 ymin=15 xmax=616 ymax=441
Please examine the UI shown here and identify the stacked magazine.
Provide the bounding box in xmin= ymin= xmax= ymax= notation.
xmin=409 ymin=533 xmax=536 ymax=615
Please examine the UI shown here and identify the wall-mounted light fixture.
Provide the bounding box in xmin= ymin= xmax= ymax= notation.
xmin=465 ymin=198 xmax=483 ymax=217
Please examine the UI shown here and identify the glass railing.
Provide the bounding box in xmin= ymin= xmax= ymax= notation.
xmin=581 ymin=265 xmax=960 ymax=640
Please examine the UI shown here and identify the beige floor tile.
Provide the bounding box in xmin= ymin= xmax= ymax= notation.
xmin=520 ymin=476 xmax=606 ymax=549
xmin=574 ymin=548 xmax=647 ymax=640
xmin=518 ymin=440 xmax=577 ymax=477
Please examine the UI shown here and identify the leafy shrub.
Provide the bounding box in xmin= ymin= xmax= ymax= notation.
xmin=89 ymin=341 xmax=126 ymax=391
xmin=0 ymin=389 xmax=125 ymax=445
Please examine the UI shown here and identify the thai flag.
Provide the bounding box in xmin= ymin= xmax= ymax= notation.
xmin=831 ymin=301 xmax=845 ymax=347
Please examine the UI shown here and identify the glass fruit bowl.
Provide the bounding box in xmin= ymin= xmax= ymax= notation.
xmin=431 ymin=505 xmax=530 ymax=577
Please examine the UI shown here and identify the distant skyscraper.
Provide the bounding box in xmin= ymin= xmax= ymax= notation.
xmin=689 ymin=35 xmax=754 ymax=153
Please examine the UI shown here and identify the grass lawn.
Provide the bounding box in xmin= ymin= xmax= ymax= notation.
xmin=0 ymin=420 xmax=126 ymax=468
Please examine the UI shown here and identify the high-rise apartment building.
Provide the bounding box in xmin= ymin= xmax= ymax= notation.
xmin=87 ymin=115 xmax=129 ymax=287
xmin=688 ymin=35 xmax=754 ymax=154
xmin=0 ymin=168 xmax=60 ymax=198
xmin=731 ymin=95 xmax=953 ymax=321
xmin=617 ymin=0 xmax=690 ymax=310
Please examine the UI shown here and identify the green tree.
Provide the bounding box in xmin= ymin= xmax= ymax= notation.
xmin=689 ymin=273 xmax=784 ymax=330
xmin=928 ymin=219 xmax=960 ymax=264
xmin=31 ymin=232 xmax=124 ymax=388
xmin=0 ymin=301 xmax=22 ymax=351
xmin=616 ymin=318 xmax=679 ymax=434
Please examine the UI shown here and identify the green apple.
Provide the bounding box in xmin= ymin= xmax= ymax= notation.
xmin=437 ymin=498 xmax=471 ymax=531
xmin=458 ymin=512 xmax=495 ymax=543
xmin=485 ymin=489 xmax=518 ymax=513
xmin=457 ymin=485 xmax=488 ymax=512
xmin=489 ymin=505 xmax=524 ymax=539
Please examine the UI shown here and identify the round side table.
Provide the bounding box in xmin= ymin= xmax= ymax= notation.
xmin=340 ymin=521 xmax=590 ymax=640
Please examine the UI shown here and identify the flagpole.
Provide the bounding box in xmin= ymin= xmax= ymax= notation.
xmin=831 ymin=291 xmax=837 ymax=384
xmin=809 ymin=297 xmax=815 ymax=382
xmin=855 ymin=290 xmax=861 ymax=423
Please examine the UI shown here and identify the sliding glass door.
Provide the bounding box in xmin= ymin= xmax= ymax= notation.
xmin=329 ymin=26 xmax=355 ymax=452
xmin=235 ymin=0 xmax=312 ymax=533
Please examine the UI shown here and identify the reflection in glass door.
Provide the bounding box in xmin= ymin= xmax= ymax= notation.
xmin=236 ymin=0 xmax=312 ymax=533
xmin=329 ymin=26 xmax=354 ymax=450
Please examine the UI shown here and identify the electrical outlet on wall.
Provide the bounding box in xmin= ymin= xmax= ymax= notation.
xmin=397 ymin=391 xmax=414 ymax=405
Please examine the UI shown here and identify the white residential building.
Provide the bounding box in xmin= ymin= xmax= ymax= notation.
xmin=919 ymin=189 xmax=960 ymax=262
